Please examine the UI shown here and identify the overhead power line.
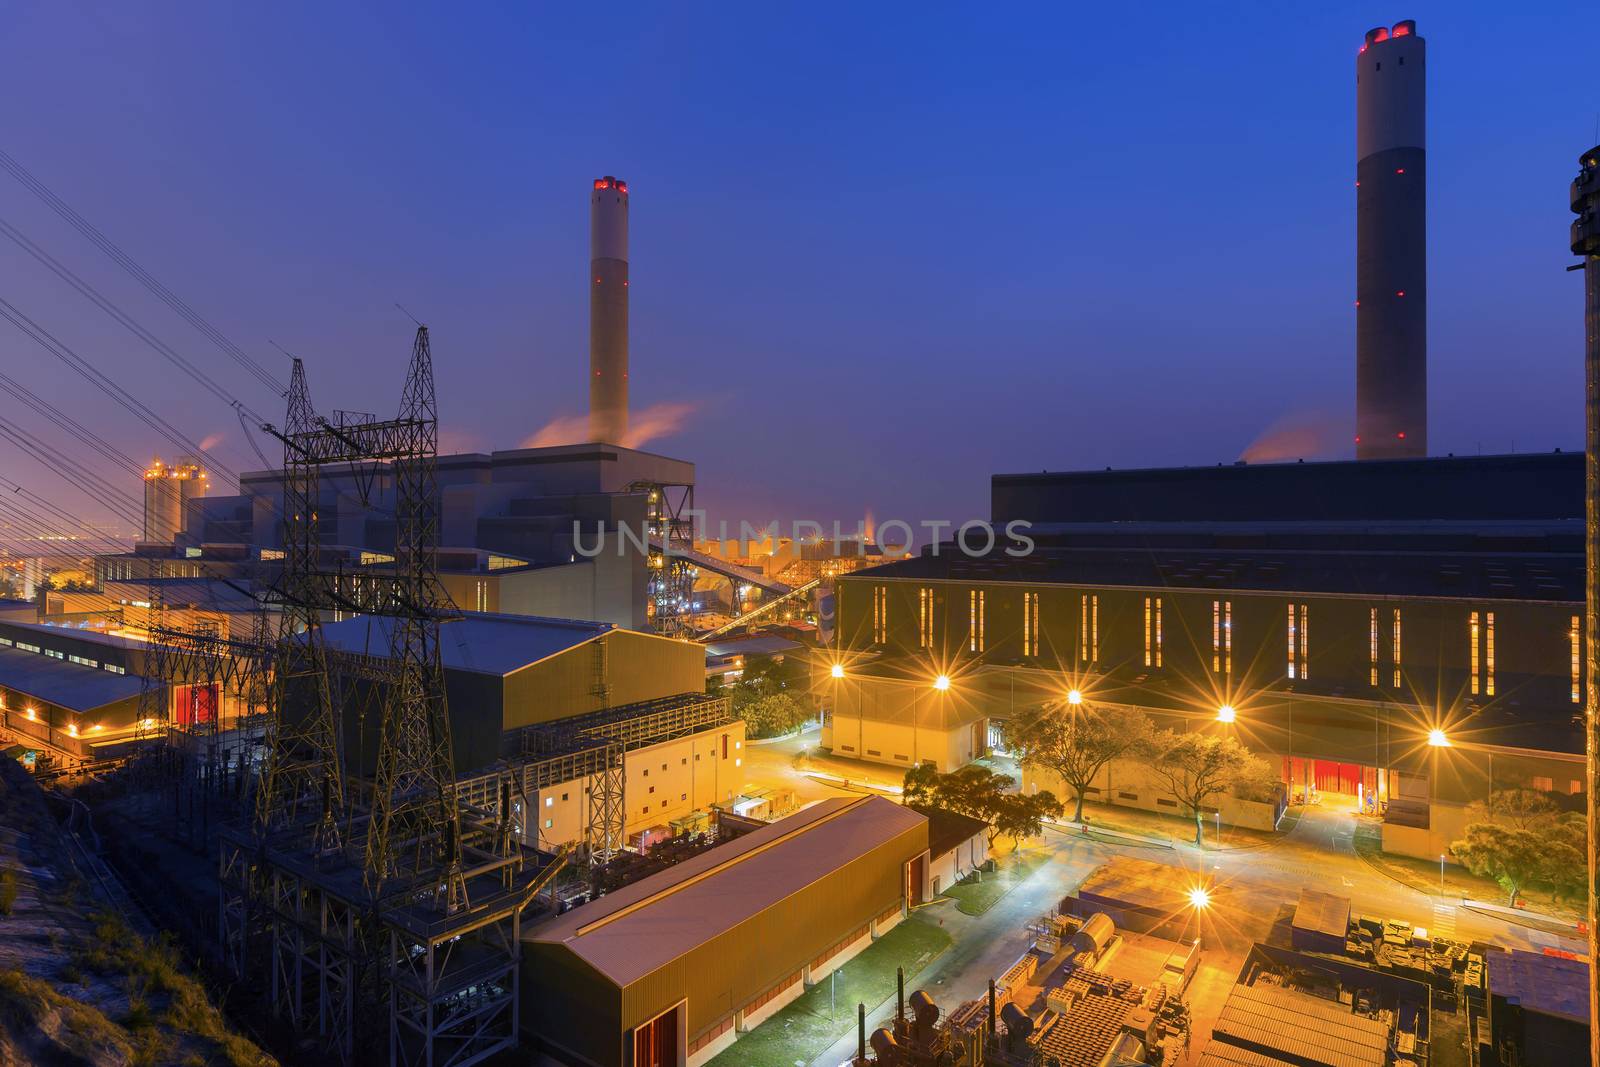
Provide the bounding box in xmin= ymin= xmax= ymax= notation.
xmin=0 ymin=147 xmax=284 ymax=396
xmin=0 ymin=294 xmax=236 ymax=482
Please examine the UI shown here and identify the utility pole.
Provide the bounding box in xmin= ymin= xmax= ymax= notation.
xmin=1568 ymin=143 xmax=1600 ymax=1067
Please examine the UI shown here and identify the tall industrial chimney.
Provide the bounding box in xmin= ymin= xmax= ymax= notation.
xmin=1355 ymin=20 xmax=1426 ymax=459
xmin=589 ymin=175 xmax=629 ymax=444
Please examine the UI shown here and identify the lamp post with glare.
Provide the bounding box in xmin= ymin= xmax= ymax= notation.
xmin=1217 ymin=704 xmax=1236 ymax=724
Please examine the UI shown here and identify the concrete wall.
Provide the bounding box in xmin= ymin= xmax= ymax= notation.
xmin=1021 ymin=757 xmax=1282 ymax=834
xmin=823 ymin=673 xmax=987 ymax=772
xmin=928 ymin=832 xmax=988 ymax=896
xmin=529 ymin=720 xmax=748 ymax=850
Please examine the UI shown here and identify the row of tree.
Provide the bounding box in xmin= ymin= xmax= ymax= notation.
xmin=1005 ymin=701 xmax=1280 ymax=846
xmin=1449 ymin=789 xmax=1587 ymax=906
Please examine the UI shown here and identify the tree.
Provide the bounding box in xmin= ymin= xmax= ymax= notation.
xmin=899 ymin=764 xmax=1055 ymax=849
xmin=740 ymin=692 xmax=809 ymax=739
xmin=1007 ymin=701 xmax=1154 ymax=823
xmin=1451 ymin=792 xmax=1586 ymax=905
xmin=1149 ymin=731 xmax=1276 ymax=846
xmin=1468 ymin=788 xmax=1562 ymax=831
xmin=902 ymin=763 xmax=941 ymax=806
xmin=991 ymin=791 xmax=1063 ymax=851
xmin=1451 ymin=823 xmax=1545 ymax=905
xmin=1538 ymin=814 xmax=1588 ymax=904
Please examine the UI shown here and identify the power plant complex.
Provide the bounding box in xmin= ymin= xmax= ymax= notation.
xmin=6 ymin=16 xmax=1600 ymax=1067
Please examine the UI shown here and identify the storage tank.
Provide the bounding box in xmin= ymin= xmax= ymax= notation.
xmin=1070 ymin=912 xmax=1115 ymax=956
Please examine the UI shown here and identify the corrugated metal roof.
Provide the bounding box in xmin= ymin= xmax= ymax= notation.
xmin=528 ymin=796 xmax=926 ymax=988
xmin=319 ymin=611 xmax=612 ymax=677
xmin=1488 ymin=948 xmax=1590 ymax=1023
xmin=1292 ymin=889 xmax=1351 ymax=939
xmin=1195 ymin=1043 xmax=1300 ymax=1067
xmin=0 ymin=645 xmax=144 ymax=712
xmin=702 ymin=634 xmax=802 ymax=660
xmin=1212 ymin=982 xmax=1389 ymax=1067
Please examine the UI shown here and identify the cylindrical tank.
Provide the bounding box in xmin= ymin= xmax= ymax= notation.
xmin=589 ymin=175 xmax=629 ymax=444
xmin=176 ymin=456 xmax=207 ymax=538
xmin=1355 ymin=21 xmax=1426 ymax=460
xmin=143 ymin=459 xmax=182 ymax=542
xmin=1070 ymin=911 xmax=1115 ymax=955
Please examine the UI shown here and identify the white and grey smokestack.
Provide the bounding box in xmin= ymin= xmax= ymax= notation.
xmin=589 ymin=175 xmax=629 ymax=443
xmin=1355 ymin=20 xmax=1426 ymax=459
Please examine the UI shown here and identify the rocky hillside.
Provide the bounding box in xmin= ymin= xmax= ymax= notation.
xmin=0 ymin=758 xmax=275 ymax=1066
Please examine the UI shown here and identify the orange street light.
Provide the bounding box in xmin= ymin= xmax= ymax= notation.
xmin=933 ymin=674 xmax=951 ymax=692
xmin=1066 ymin=689 xmax=1083 ymax=705
xmin=1188 ymin=887 xmax=1211 ymax=909
xmin=1217 ymin=704 xmax=1236 ymax=724
xmin=1427 ymin=728 xmax=1450 ymax=748
xmin=830 ymin=663 xmax=845 ymax=680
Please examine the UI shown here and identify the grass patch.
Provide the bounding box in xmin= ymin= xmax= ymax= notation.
xmin=941 ymin=852 xmax=1049 ymax=916
xmin=706 ymin=918 xmax=952 ymax=1067
xmin=72 ymin=913 xmax=274 ymax=1067
xmin=0 ymin=966 xmax=134 ymax=1062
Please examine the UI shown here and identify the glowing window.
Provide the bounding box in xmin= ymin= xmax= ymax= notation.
xmin=1391 ymin=609 xmax=1402 ymax=688
xmin=1023 ymin=591 xmax=1039 ymax=658
xmin=1571 ymin=615 xmax=1582 ymax=704
xmin=969 ymin=590 xmax=985 ymax=653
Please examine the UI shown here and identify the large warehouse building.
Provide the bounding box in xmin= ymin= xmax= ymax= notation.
xmin=522 ymin=795 xmax=929 ymax=1067
xmin=831 ymin=453 xmax=1586 ymax=861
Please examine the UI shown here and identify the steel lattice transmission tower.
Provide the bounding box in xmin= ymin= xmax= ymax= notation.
xmin=254 ymin=357 xmax=345 ymax=854
xmin=362 ymin=326 xmax=464 ymax=904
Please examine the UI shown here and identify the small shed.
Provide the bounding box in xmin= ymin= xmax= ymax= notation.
xmin=1291 ymin=889 xmax=1351 ymax=954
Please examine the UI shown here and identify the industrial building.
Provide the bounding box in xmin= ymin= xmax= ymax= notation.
xmin=833 ymin=452 xmax=1587 ymax=861
xmin=1356 ymin=20 xmax=1427 ymax=459
xmin=0 ymin=638 xmax=143 ymax=759
xmin=317 ymin=610 xmax=705 ymax=774
xmin=1483 ymin=949 xmax=1589 ymax=1067
xmin=917 ymin=805 xmax=989 ymax=897
xmin=521 ymin=795 xmax=929 ymax=1067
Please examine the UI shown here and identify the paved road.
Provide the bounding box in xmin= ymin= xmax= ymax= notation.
xmin=732 ymin=739 xmax=1584 ymax=1067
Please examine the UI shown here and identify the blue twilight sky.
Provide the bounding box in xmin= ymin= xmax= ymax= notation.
xmin=1 ymin=2 xmax=1596 ymax=538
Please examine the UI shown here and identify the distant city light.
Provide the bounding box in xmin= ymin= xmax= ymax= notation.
xmin=1217 ymin=704 xmax=1236 ymax=723
xmin=933 ymin=674 xmax=951 ymax=691
xmin=1427 ymin=728 xmax=1450 ymax=748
